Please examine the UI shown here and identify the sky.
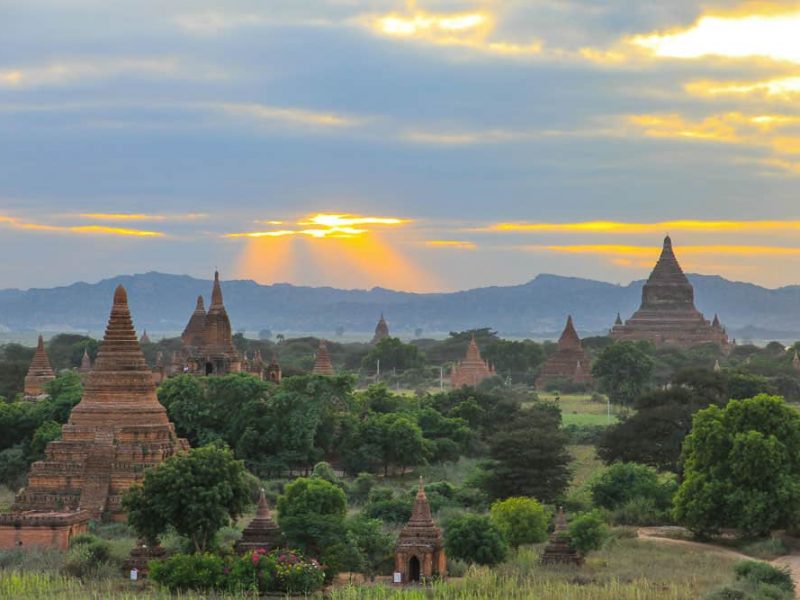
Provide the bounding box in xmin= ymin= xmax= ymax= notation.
xmin=3 ymin=0 xmax=800 ymax=291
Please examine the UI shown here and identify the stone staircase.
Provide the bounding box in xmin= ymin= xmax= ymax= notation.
xmin=78 ymin=431 xmax=115 ymax=519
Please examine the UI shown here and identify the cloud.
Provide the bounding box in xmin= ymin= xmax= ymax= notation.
xmin=360 ymin=5 xmax=542 ymax=56
xmin=526 ymin=243 xmax=800 ymax=257
xmin=485 ymin=219 xmax=800 ymax=235
xmin=225 ymin=213 xmax=410 ymax=240
xmin=0 ymin=215 xmax=164 ymax=237
xmin=0 ymin=57 xmax=224 ymax=89
xmin=630 ymin=8 xmax=800 ymax=63
xmin=424 ymin=240 xmax=476 ymax=249
xmin=205 ymin=102 xmax=359 ymax=128
xmin=78 ymin=212 xmax=208 ymax=221
xmin=686 ymin=75 xmax=800 ymax=98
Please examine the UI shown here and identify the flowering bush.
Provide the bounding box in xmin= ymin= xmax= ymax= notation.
xmin=150 ymin=548 xmax=324 ymax=595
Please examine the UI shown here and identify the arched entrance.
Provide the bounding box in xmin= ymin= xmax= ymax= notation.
xmin=408 ymin=555 xmax=421 ymax=583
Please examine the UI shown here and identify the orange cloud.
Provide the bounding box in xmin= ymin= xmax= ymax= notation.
xmin=425 ymin=240 xmax=477 ymax=249
xmin=0 ymin=214 xmax=163 ymax=237
xmin=527 ymin=244 xmax=800 ymax=257
xmin=79 ymin=212 xmax=207 ymax=221
xmin=487 ymin=219 xmax=800 ymax=235
xmin=225 ymin=213 xmax=409 ymax=240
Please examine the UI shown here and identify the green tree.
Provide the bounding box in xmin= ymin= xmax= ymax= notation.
xmin=590 ymin=462 xmax=676 ymax=512
xmin=568 ymin=511 xmax=608 ymax=555
xmin=592 ymin=342 xmax=654 ymax=406
xmin=123 ymin=445 xmax=251 ymax=552
xmin=346 ymin=516 xmax=394 ymax=581
xmin=28 ymin=420 xmax=62 ymax=461
xmin=483 ymin=403 xmax=571 ymax=502
xmin=445 ymin=513 xmax=508 ymax=566
xmin=362 ymin=337 xmax=424 ymax=373
xmin=277 ymin=477 xmax=347 ymax=559
xmin=674 ymin=394 xmax=800 ymax=537
xmin=489 ymin=497 xmax=549 ymax=548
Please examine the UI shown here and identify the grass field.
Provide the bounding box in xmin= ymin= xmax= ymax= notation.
xmin=0 ymin=538 xmax=740 ymax=600
xmin=534 ymin=392 xmax=620 ymax=427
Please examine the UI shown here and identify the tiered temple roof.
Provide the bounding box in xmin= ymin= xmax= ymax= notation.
xmin=394 ymin=478 xmax=446 ymax=583
xmin=180 ymin=272 xmax=242 ymax=376
xmin=266 ymin=355 xmax=282 ymax=384
xmin=450 ymin=336 xmax=496 ymax=388
xmin=11 ymin=285 xmax=189 ymax=521
xmin=610 ymin=236 xmax=729 ymax=349
xmin=536 ymin=316 xmax=593 ymax=390
xmin=235 ymin=489 xmax=284 ymax=554
xmin=24 ymin=335 xmax=55 ymax=399
xmin=371 ymin=314 xmax=390 ymax=345
xmin=312 ymin=340 xmax=335 ymax=376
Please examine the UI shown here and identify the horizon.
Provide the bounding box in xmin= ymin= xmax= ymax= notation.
xmin=5 ymin=2 xmax=800 ymax=290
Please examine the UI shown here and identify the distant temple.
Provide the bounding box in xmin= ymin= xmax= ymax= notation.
xmin=139 ymin=330 xmax=151 ymax=345
xmin=610 ymin=236 xmax=729 ymax=349
xmin=540 ymin=507 xmax=583 ymax=566
xmin=266 ymin=355 xmax=282 ymax=384
xmin=394 ymin=478 xmax=446 ymax=584
xmin=78 ymin=347 xmax=92 ymax=375
xmin=235 ymin=489 xmax=284 ymax=555
xmin=450 ymin=336 xmax=496 ymax=388
xmin=312 ymin=340 xmax=335 ymax=376
xmin=793 ymin=351 xmax=800 ymax=373
xmin=0 ymin=286 xmax=189 ymax=549
xmin=536 ymin=316 xmax=593 ymax=390
xmin=372 ymin=314 xmax=390 ymax=344
xmin=24 ymin=335 xmax=55 ymax=399
xmin=178 ymin=271 xmax=243 ymax=376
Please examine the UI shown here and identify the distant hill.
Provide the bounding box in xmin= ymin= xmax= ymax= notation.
xmin=0 ymin=272 xmax=798 ymax=341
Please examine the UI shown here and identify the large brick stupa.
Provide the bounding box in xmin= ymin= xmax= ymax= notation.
xmin=610 ymin=236 xmax=729 ymax=349
xmin=10 ymin=285 xmax=189 ymax=522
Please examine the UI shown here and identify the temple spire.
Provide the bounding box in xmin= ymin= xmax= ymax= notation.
xmin=312 ymin=339 xmax=335 ymax=376
xmin=210 ymin=270 xmax=223 ymax=308
xmin=557 ymin=315 xmax=582 ymax=351
xmin=24 ymin=334 xmax=55 ymax=398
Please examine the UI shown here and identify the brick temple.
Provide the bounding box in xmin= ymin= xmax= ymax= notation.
xmin=312 ymin=339 xmax=335 ymax=376
xmin=450 ymin=336 xmax=496 ymax=388
xmin=23 ymin=335 xmax=55 ymax=399
xmin=235 ymin=488 xmax=284 ymax=554
xmin=0 ymin=285 xmax=189 ymax=549
xmin=178 ymin=271 xmax=243 ymax=376
xmin=611 ymin=236 xmax=729 ymax=349
xmin=394 ymin=478 xmax=446 ymax=584
xmin=536 ymin=316 xmax=593 ymax=390
xmin=371 ymin=314 xmax=390 ymax=344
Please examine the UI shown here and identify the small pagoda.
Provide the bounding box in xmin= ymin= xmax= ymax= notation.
xmin=535 ymin=316 xmax=593 ymax=390
xmin=139 ymin=330 xmax=151 ymax=345
xmin=312 ymin=340 xmax=335 ymax=376
xmin=266 ymin=355 xmax=282 ymax=384
xmin=24 ymin=335 xmax=55 ymax=399
xmin=371 ymin=314 xmax=390 ymax=344
xmin=235 ymin=489 xmax=284 ymax=554
xmin=540 ymin=507 xmax=583 ymax=566
xmin=0 ymin=285 xmax=189 ymax=548
xmin=78 ymin=348 xmax=92 ymax=375
xmin=450 ymin=336 xmax=495 ymax=388
xmin=394 ymin=478 xmax=446 ymax=584
xmin=611 ymin=236 xmax=729 ymax=349
xmin=793 ymin=351 xmax=800 ymax=373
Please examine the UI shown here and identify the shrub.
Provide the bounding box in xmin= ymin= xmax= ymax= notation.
xmin=590 ymin=462 xmax=676 ymax=514
xmin=612 ymin=496 xmax=671 ymax=526
xmin=149 ymin=553 xmax=225 ymax=592
xmin=68 ymin=533 xmax=111 ymax=563
xmin=489 ymin=497 xmax=549 ymax=548
xmin=733 ymin=561 xmax=794 ymax=593
xmin=254 ymin=548 xmax=325 ymax=594
xmin=348 ymin=473 xmax=376 ymax=505
xmin=445 ymin=513 xmax=508 ymax=566
xmin=364 ymin=498 xmax=412 ymax=524
xmin=568 ymin=511 xmax=608 ymax=555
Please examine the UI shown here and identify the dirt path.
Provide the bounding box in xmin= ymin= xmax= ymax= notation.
xmin=638 ymin=527 xmax=800 ymax=598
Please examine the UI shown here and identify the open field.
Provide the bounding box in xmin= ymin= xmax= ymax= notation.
xmin=0 ymin=538 xmax=740 ymax=600
xmin=535 ymin=392 xmax=619 ymax=427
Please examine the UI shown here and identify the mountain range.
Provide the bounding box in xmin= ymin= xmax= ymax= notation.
xmin=0 ymin=272 xmax=798 ymax=342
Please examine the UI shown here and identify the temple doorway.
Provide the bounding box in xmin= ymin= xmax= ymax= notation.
xmin=205 ymin=362 xmax=213 ymax=375
xmin=408 ymin=556 xmax=421 ymax=583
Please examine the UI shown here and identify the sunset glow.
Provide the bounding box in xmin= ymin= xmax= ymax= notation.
xmin=488 ymin=220 xmax=800 ymax=235
xmin=632 ymin=10 xmax=800 ymax=63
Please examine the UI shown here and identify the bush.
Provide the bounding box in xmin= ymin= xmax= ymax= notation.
xmin=567 ymin=511 xmax=608 ymax=555
xmin=149 ymin=553 xmax=225 ymax=592
xmin=68 ymin=533 xmax=111 ymax=563
xmin=364 ymin=498 xmax=412 ymax=525
xmin=733 ymin=561 xmax=794 ymax=593
xmin=612 ymin=496 xmax=671 ymax=526
xmin=489 ymin=497 xmax=549 ymax=548
xmin=348 ymin=473 xmax=376 ymax=505
xmin=445 ymin=513 xmax=508 ymax=566
xmin=590 ymin=462 xmax=676 ymax=515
